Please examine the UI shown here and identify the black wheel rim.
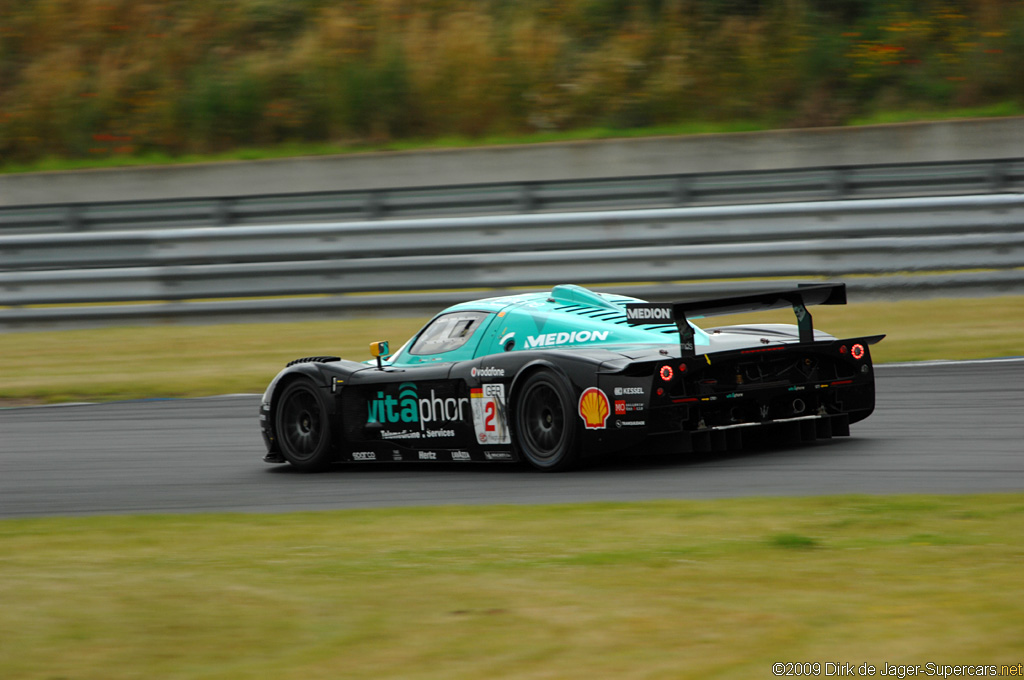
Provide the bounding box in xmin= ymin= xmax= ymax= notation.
xmin=280 ymin=388 xmax=323 ymax=460
xmin=521 ymin=382 xmax=565 ymax=461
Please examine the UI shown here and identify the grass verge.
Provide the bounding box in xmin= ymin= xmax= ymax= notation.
xmin=3 ymin=104 xmax=1021 ymax=175
xmin=1 ymin=496 xmax=1022 ymax=679
xmin=0 ymin=119 xmax=772 ymax=175
xmin=1 ymin=295 xmax=1022 ymax=404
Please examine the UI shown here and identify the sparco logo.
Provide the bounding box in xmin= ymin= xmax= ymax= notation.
xmin=626 ymin=305 xmax=673 ymax=321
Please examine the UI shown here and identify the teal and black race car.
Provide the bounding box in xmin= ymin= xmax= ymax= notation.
xmin=259 ymin=283 xmax=883 ymax=471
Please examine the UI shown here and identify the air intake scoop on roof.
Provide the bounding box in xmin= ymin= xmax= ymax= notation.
xmin=547 ymin=284 xmax=620 ymax=310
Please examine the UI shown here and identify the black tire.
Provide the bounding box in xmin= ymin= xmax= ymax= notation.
xmin=514 ymin=370 xmax=580 ymax=471
xmin=275 ymin=378 xmax=336 ymax=472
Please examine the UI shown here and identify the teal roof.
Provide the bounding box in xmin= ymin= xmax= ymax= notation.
xmin=443 ymin=284 xmax=710 ymax=350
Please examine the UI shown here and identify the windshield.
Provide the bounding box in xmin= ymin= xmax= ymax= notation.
xmin=408 ymin=311 xmax=490 ymax=356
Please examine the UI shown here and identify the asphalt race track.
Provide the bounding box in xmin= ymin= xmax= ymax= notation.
xmin=2 ymin=360 xmax=1022 ymax=518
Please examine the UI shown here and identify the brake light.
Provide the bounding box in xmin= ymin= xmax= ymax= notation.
xmin=851 ymin=343 xmax=865 ymax=360
xmin=660 ymin=365 xmax=674 ymax=381
xmin=741 ymin=346 xmax=786 ymax=354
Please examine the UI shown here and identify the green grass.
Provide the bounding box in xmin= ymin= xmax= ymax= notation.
xmin=2 ymin=297 xmax=1020 ymax=676
xmin=0 ymin=315 xmax=426 ymax=404
xmin=0 ymin=119 xmax=777 ymax=175
xmin=1 ymin=295 xmax=1021 ymax=405
xmin=1 ymin=495 xmax=1022 ymax=679
xmin=847 ymin=101 xmax=1024 ymax=126
xmin=2 ymin=106 xmax=1019 ymax=175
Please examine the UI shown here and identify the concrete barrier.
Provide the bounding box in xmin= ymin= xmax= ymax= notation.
xmin=2 ymin=117 xmax=1023 ymax=207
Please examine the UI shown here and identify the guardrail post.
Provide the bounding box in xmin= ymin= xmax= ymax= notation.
xmin=518 ymin=184 xmax=536 ymax=212
xmin=830 ymin=169 xmax=848 ymax=199
xmin=364 ymin=191 xmax=384 ymax=218
xmin=63 ymin=206 xmax=83 ymax=231
xmin=213 ymin=199 xmax=232 ymax=226
xmin=989 ymin=161 xmax=1007 ymax=192
xmin=672 ymin=177 xmax=690 ymax=205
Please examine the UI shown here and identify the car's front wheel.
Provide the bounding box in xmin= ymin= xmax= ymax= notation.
xmin=514 ymin=370 xmax=580 ymax=471
xmin=275 ymin=378 xmax=336 ymax=472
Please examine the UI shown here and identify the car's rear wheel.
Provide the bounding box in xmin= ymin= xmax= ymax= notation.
xmin=275 ymin=378 xmax=335 ymax=472
xmin=515 ymin=370 xmax=580 ymax=471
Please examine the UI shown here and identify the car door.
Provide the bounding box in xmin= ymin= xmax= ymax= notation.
xmin=341 ymin=311 xmax=497 ymax=454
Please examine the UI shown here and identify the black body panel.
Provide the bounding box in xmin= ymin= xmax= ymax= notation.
xmin=260 ymin=283 xmax=884 ymax=470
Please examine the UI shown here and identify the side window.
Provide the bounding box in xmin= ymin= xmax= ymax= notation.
xmin=409 ymin=312 xmax=490 ymax=356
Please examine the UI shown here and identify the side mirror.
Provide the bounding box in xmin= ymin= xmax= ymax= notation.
xmin=370 ymin=341 xmax=390 ymax=370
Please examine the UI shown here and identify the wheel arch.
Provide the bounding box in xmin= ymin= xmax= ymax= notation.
xmin=268 ymin=364 xmax=332 ymax=421
xmin=508 ymin=358 xmax=593 ymax=471
xmin=507 ymin=354 xmax=613 ymax=428
xmin=265 ymin=360 xmax=360 ymax=458
xmin=508 ymin=360 xmax=575 ymax=422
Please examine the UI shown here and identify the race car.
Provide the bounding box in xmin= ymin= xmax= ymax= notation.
xmin=259 ymin=283 xmax=883 ymax=471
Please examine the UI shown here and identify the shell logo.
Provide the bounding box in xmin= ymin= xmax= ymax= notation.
xmin=578 ymin=387 xmax=610 ymax=430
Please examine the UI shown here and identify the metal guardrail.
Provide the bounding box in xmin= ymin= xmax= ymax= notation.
xmin=1 ymin=194 xmax=1022 ymax=329
xmin=1 ymin=158 xmax=1022 ymax=235
xmin=5 ymin=194 xmax=1024 ymax=271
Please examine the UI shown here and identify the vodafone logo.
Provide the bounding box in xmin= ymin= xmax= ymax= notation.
xmin=471 ymin=366 xmax=505 ymax=378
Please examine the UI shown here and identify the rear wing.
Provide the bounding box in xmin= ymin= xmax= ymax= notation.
xmin=625 ymin=283 xmax=847 ymax=356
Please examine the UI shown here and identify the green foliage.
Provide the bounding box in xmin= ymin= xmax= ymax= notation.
xmin=1 ymin=0 xmax=1023 ymax=167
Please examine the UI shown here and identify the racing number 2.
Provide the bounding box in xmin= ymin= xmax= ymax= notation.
xmin=472 ymin=382 xmax=509 ymax=445
xmin=484 ymin=401 xmax=496 ymax=432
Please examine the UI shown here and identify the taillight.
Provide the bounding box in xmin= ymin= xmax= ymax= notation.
xmin=851 ymin=343 xmax=866 ymax=360
xmin=660 ymin=365 xmax=674 ymax=381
